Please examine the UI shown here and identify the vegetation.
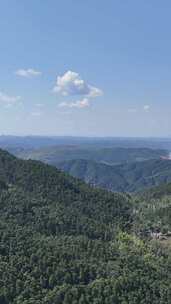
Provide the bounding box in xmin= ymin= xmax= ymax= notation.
xmin=134 ymin=182 xmax=171 ymax=235
xmin=0 ymin=149 xmax=170 ymax=303
xmin=56 ymin=158 xmax=171 ymax=192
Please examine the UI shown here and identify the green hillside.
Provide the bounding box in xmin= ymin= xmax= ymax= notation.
xmin=57 ymin=158 xmax=171 ymax=192
xmin=141 ymin=181 xmax=171 ymax=199
xmin=0 ymin=149 xmax=170 ymax=303
xmin=133 ymin=182 xmax=171 ymax=240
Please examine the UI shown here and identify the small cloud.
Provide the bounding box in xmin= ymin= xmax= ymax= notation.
xmin=58 ymin=98 xmax=90 ymax=109
xmin=53 ymin=70 xmax=103 ymax=98
xmin=143 ymin=105 xmax=150 ymax=112
xmin=0 ymin=91 xmax=21 ymax=107
xmin=15 ymin=68 xmax=42 ymax=78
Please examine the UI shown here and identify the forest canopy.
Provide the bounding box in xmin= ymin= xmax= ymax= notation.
xmin=0 ymin=149 xmax=170 ymax=303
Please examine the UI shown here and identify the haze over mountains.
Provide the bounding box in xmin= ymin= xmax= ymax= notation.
xmin=3 ymin=135 xmax=171 ymax=193
xmin=14 ymin=145 xmax=167 ymax=165
xmin=2 ymin=135 xmax=171 ymax=150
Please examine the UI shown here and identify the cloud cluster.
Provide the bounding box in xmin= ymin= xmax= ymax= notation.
xmin=53 ymin=70 xmax=102 ymax=97
xmin=58 ymin=98 xmax=89 ymax=109
xmin=0 ymin=91 xmax=21 ymax=107
xmin=3 ymin=69 xmax=102 ymax=115
xmin=16 ymin=68 xmax=42 ymax=78
xmin=54 ymin=71 xmax=102 ymax=109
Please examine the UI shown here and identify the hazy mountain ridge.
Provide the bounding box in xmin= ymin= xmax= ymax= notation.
xmin=1 ymin=135 xmax=171 ymax=150
xmin=13 ymin=144 xmax=167 ymax=165
xmin=7 ymin=141 xmax=171 ymax=193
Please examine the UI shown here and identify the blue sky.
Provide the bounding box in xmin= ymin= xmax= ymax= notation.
xmin=0 ymin=0 xmax=171 ymax=137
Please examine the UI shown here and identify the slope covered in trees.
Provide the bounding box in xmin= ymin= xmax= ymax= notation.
xmin=56 ymin=158 xmax=171 ymax=192
xmin=141 ymin=181 xmax=171 ymax=199
xmin=0 ymin=149 xmax=170 ymax=303
xmin=133 ymin=182 xmax=171 ymax=243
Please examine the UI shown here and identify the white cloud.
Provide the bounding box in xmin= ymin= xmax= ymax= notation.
xmin=0 ymin=91 xmax=21 ymax=106
xmin=58 ymin=98 xmax=90 ymax=109
xmin=143 ymin=105 xmax=150 ymax=112
xmin=16 ymin=68 xmax=42 ymax=78
xmin=53 ymin=70 xmax=103 ymax=98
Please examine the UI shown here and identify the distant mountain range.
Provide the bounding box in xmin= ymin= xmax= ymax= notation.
xmin=6 ymin=144 xmax=171 ymax=193
xmin=1 ymin=134 xmax=171 ymax=150
xmin=1 ymin=136 xmax=171 ymax=193
xmin=13 ymin=145 xmax=167 ymax=166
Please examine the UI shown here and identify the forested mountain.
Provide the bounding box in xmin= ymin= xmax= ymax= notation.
xmin=56 ymin=158 xmax=171 ymax=192
xmin=13 ymin=145 xmax=167 ymax=166
xmin=141 ymin=181 xmax=171 ymax=199
xmin=133 ymin=182 xmax=171 ymax=242
xmin=0 ymin=149 xmax=170 ymax=303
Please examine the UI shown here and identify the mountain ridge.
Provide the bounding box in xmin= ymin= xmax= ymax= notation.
xmin=12 ymin=146 xmax=167 ymax=165
xmin=56 ymin=158 xmax=171 ymax=192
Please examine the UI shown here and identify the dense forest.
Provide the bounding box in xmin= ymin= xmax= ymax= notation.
xmin=0 ymin=149 xmax=170 ymax=303
xmin=56 ymin=158 xmax=171 ymax=192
